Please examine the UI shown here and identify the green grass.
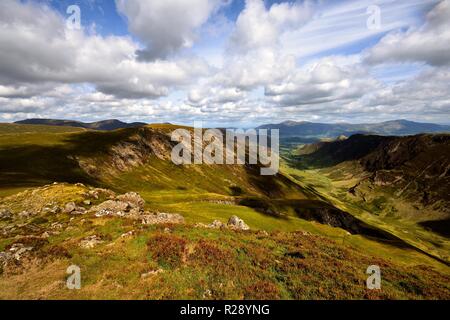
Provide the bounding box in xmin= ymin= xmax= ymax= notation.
xmin=0 ymin=219 xmax=448 ymax=299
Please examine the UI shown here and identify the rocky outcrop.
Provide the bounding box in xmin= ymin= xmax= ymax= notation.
xmin=64 ymin=202 xmax=86 ymax=215
xmin=116 ymin=192 xmax=145 ymax=209
xmin=228 ymin=216 xmax=250 ymax=230
xmin=76 ymin=127 xmax=176 ymax=177
xmin=89 ymin=192 xmax=145 ymax=217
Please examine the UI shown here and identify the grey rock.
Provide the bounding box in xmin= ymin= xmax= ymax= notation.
xmin=227 ymin=216 xmax=250 ymax=231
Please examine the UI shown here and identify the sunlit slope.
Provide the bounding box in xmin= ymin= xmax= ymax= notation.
xmin=0 ymin=183 xmax=448 ymax=299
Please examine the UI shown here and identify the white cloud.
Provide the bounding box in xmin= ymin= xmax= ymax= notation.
xmin=229 ymin=0 xmax=313 ymax=53
xmin=0 ymin=0 xmax=211 ymax=101
xmin=365 ymin=0 xmax=450 ymax=66
xmin=265 ymin=56 xmax=381 ymax=106
xmin=116 ymin=0 xmax=222 ymax=60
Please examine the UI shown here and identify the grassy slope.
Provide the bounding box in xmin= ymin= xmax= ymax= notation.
xmin=0 ymin=124 xmax=449 ymax=299
xmin=0 ymin=184 xmax=449 ymax=300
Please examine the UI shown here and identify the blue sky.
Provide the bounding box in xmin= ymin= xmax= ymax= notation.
xmin=1 ymin=0 xmax=449 ymax=126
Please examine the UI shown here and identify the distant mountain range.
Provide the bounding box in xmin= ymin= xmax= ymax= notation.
xmin=15 ymin=119 xmax=147 ymax=131
xmin=258 ymin=120 xmax=450 ymax=138
xmin=14 ymin=118 xmax=450 ymax=136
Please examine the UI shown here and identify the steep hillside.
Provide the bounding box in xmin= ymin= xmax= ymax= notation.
xmin=285 ymin=133 xmax=450 ymax=264
xmin=296 ymin=134 xmax=450 ymax=216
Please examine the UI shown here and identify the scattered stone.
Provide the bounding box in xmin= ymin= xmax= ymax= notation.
xmin=83 ymin=200 xmax=92 ymax=206
xmin=209 ymin=220 xmax=226 ymax=229
xmin=227 ymin=216 xmax=250 ymax=231
xmin=141 ymin=269 xmax=164 ymax=278
xmin=0 ymin=208 xmax=12 ymax=220
xmin=195 ymin=217 xmax=249 ymax=230
xmin=42 ymin=205 xmax=61 ymax=214
xmin=195 ymin=220 xmax=226 ymax=229
xmin=79 ymin=235 xmax=104 ymax=249
xmin=18 ymin=211 xmax=35 ymax=218
xmin=141 ymin=212 xmax=185 ymax=225
xmin=120 ymin=230 xmax=135 ymax=238
xmin=41 ymin=232 xmax=50 ymax=239
xmin=63 ymin=202 xmax=86 ymax=215
xmin=257 ymin=230 xmax=269 ymax=237
xmin=0 ymin=243 xmax=34 ymax=266
xmin=51 ymin=222 xmax=64 ymax=230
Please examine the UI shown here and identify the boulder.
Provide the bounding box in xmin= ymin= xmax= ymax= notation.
xmin=64 ymin=202 xmax=86 ymax=215
xmin=64 ymin=202 xmax=77 ymax=213
xmin=116 ymin=192 xmax=145 ymax=210
xmin=227 ymin=215 xmax=250 ymax=230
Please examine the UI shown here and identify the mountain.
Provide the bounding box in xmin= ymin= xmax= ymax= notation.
xmin=297 ymin=133 xmax=450 ymax=213
xmin=1 ymin=124 xmax=449 ymax=299
xmin=258 ymin=119 xmax=450 ymax=138
xmin=14 ymin=118 xmax=147 ymax=131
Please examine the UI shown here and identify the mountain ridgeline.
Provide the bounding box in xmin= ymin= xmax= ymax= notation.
xmin=15 ymin=119 xmax=147 ymax=131
xmin=258 ymin=119 xmax=450 ymax=139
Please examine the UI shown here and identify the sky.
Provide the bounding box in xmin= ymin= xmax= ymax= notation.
xmin=0 ymin=0 xmax=449 ymax=127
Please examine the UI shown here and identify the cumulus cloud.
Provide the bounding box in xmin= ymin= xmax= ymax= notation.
xmin=229 ymin=0 xmax=313 ymax=53
xmin=365 ymin=0 xmax=450 ymax=66
xmin=265 ymin=56 xmax=381 ymax=106
xmin=116 ymin=0 xmax=221 ymax=60
xmin=0 ymin=0 xmax=211 ymax=101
